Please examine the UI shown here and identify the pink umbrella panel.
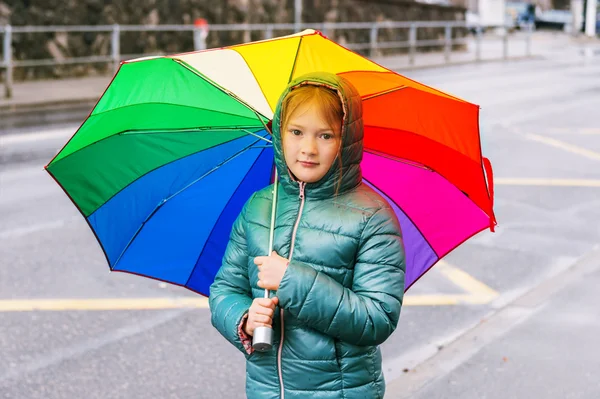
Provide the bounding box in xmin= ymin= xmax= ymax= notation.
xmin=361 ymin=152 xmax=491 ymax=290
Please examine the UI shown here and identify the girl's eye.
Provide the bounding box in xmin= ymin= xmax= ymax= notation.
xmin=290 ymin=129 xmax=301 ymax=136
xmin=321 ymin=133 xmax=333 ymax=140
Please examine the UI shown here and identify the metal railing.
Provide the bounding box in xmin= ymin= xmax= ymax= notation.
xmin=0 ymin=21 xmax=533 ymax=99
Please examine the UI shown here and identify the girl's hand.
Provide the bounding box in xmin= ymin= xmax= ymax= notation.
xmin=244 ymin=297 xmax=279 ymax=336
xmin=254 ymin=251 xmax=289 ymax=291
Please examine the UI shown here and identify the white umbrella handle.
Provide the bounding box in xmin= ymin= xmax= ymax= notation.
xmin=252 ymin=169 xmax=278 ymax=351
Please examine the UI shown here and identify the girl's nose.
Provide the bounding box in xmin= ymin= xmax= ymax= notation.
xmin=301 ymin=137 xmax=317 ymax=155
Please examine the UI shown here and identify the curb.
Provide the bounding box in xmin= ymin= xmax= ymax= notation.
xmin=385 ymin=244 xmax=600 ymax=398
xmin=0 ymin=98 xmax=98 ymax=114
xmin=0 ymin=99 xmax=96 ymax=132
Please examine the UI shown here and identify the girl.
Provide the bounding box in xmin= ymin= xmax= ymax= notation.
xmin=209 ymin=72 xmax=405 ymax=399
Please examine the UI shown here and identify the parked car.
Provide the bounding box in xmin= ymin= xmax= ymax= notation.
xmin=506 ymin=2 xmax=536 ymax=30
xmin=535 ymin=9 xmax=572 ymax=30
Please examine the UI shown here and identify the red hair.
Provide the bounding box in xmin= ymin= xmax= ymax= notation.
xmin=280 ymin=85 xmax=344 ymax=134
xmin=279 ymin=85 xmax=345 ymax=194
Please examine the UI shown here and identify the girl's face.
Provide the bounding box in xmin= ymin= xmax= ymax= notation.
xmin=282 ymin=102 xmax=342 ymax=184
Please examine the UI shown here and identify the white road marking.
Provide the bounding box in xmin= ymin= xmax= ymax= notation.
xmin=0 ymin=219 xmax=76 ymax=239
xmin=525 ymin=133 xmax=600 ymax=162
xmin=495 ymin=178 xmax=600 ymax=187
xmin=1 ymin=126 xmax=76 ymax=146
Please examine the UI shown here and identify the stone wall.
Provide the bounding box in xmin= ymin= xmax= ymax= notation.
xmin=0 ymin=0 xmax=466 ymax=80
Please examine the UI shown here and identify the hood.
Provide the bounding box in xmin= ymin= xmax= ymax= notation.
xmin=271 ymin=72 xmax=364 ymax=199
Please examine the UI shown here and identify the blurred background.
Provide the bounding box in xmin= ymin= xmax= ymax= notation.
xmin=0 ymin=0 xmax=597 ymax=84
xmin=1 ymin=1 xmax=599 ymax=399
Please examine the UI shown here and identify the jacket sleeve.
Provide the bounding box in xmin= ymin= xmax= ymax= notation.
xmin=277 ymin=206 xmax=405 ymax=346
xmin=208 ymin=196 xmax=255 ymax=356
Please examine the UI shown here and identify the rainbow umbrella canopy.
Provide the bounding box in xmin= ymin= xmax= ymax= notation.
xmin=45 ymin=29 xmax=496 ymax=296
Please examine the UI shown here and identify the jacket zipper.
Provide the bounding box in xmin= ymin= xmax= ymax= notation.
xmin=278 ymin=181 xmax=306 ymax=399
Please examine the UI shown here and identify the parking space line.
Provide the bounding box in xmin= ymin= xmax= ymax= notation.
xmin=495 ymin=178 xmax=600 ymax=187
xmin=0 ymin=263 xmax=500 ymax=311
xmin=0 ymin=297 xmax=209 ymax=312
xmin=0 ymin=294 xmax=494 ymax=311
xmin=525 ymin=133 xmax=600 ymax=162
xmin=403 ymin=294 xmax=495 ymax=306
xmin=543 ymin=127 xmax=600 ymax=135
xmin=435 ymin=261 xmax=499 ymax=302
xmin=580 ymin=128 xmax=600 ymax=135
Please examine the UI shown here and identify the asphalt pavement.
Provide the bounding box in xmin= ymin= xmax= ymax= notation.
xmin=1 ymin=32 xmax=600 ymax=398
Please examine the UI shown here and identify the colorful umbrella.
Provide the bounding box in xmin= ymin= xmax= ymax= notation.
xmin=45 ymin=29 xmax=496 ymax=296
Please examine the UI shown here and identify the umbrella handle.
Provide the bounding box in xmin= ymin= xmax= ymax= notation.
xmin=252 ymin=170 xmax=279 ymax=351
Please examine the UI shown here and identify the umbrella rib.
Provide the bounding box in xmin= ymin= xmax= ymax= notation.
xmin=49 ymin=104 xmax=265 ymax=167
xmin=363 ymin=124 xmax=472 ymax=172
xmin=364 ymin=125 xmax=492 ymax=219
xmin=176 ymin=58 xmax=279 ymax=142
xmin=50 ymin=120 xmax=264 ymax=169
xmin=175 ymin=59 xmax=272 ymax=121
xmin=243 ymin=129 xmax=272 ymax=143
xmin=334 ymin=55 xmax=469 ymax=104
xmin=80 ymin=132 xmax=266 ymax=221
xmin=45 ymin=131 xmax=257 ymax=274
xmin=164 ymin=142 xmax=265 ymax=203
xmin=111 ymin=136 xmax=268 ymax=270
xmin=184 ymin=146 xmax=269 ymax=289
xmin=287 ymin=36 xmax=303 ymax=84
xmin=361 ymin=86 xmax=408 ymax=101
xmin=119 ymin=126 xmax=265 ymax=135
xmin=363 ymin=149 xmax=432 ymax=171
xmin=90 ymin=100 xmax=264 ymax=121
xmin=217 ymin=52 xmax=274 ymax=119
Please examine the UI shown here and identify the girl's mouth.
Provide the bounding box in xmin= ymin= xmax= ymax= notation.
xmin=299 ymin=161 xmax=318 ymax=167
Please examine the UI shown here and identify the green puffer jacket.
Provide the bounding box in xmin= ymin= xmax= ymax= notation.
xmin=209 ymin=72 xmax=406 ymax=399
